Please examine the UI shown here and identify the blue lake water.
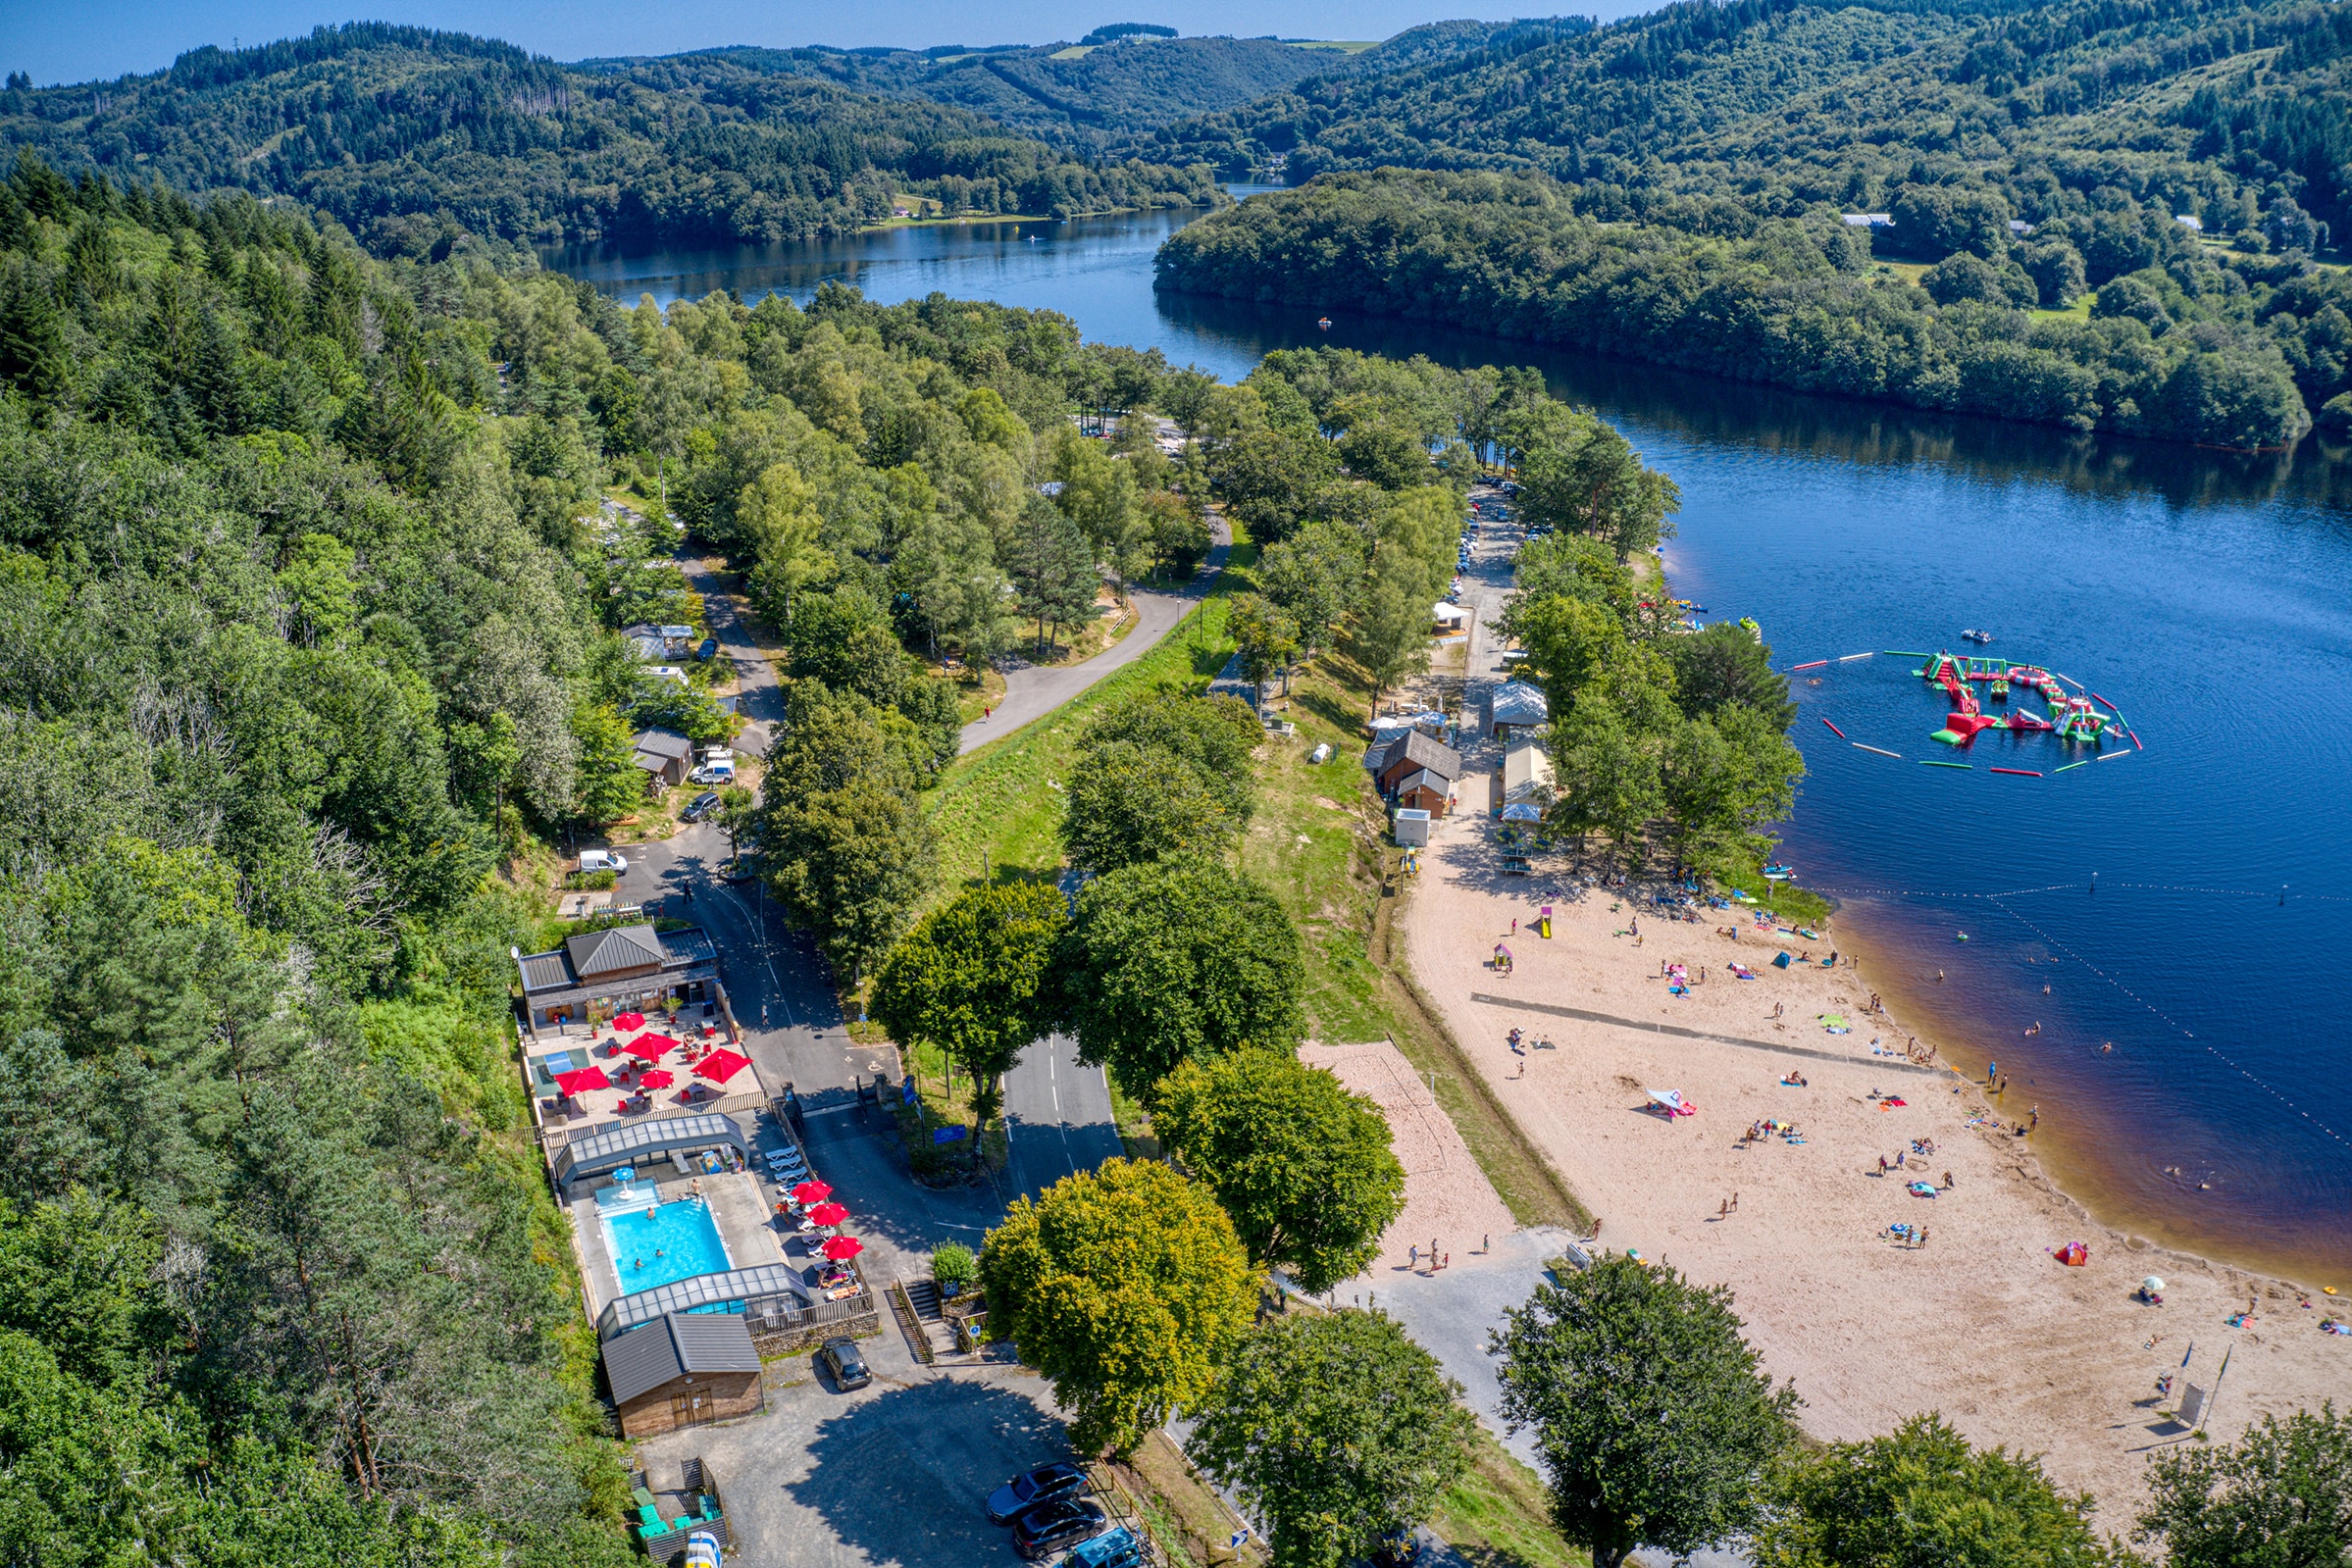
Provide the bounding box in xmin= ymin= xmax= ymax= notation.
xmin=603 ymin=1196 xmax=732 ymax=1293
xmin=548 ymin=200 xmax=2352 ymax=1280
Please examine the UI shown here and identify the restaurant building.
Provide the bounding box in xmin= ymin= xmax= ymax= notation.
xmin=513 ymin=923 xmax=734 ymax=1039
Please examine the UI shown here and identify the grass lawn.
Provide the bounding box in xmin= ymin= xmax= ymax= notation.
xmin=1434 ymin=1429 xmax=1588 ymax=1568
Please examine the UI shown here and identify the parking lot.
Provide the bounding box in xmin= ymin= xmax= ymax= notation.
xmin=638 ymin=1320 xmax=1079 ymax=1567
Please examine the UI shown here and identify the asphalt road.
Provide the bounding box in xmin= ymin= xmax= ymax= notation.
xmin=957 ymin=516 xmax=1232 ymax=756
xmin=1001 ymin=1036 xmax=1125 ymax=1201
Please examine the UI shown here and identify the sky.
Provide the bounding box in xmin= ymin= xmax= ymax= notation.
xmin=8 ymin=0 xmax=1616 ymax=85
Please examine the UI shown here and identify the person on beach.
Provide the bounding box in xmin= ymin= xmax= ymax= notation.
xmin=1877 ymin=1155 xmax=1889 ymax=1176
xmin=2028 ymin=1105 xmax=2040 ymax=1131
xmin=1943 ymin=1171 xmax=1954 ymax=1189
xmin=1409 ymin=1244 xmax=1418 ymax=1267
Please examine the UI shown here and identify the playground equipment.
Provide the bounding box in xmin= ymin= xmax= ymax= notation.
xmin=1916 ymin=652 xmax=2115 ymax=749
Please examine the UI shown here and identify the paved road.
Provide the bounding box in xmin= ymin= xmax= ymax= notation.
xmin=957 ymin=516 xmax=1232 ymax=756
xmin=1001 ymin=1036 xmax=1125 ymax=1201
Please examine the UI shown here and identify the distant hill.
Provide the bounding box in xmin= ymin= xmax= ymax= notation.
xmin=0 ymin=24 xmax=1221 ymax=252
xmin=607 ymin=24 xmax=1532 ymax=147
xmin=1125 ymin=0 xmax=2352 ymax=240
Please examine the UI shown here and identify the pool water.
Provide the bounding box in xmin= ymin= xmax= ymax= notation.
xmin=602 ymin=1197 xmax=732 ymax=1293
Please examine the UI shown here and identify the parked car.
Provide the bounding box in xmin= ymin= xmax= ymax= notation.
xmin=1014 ymin=1501 xmax=1108 ymax=1561
xmin=690 ymin=760 xmax=737 ymax=785
xmin=1061 ymin=1526 xmax=1146 ymax=1568
xmin=988 ymin=1463 xmax=1089 ymax=1525
xmin=694 ymin=637 xmax=719 ymax=661
xmin=681 ymin=791 xmax=721 ymax=823
xmin=578 ymin=849 xmax=629 ymax=875
xmin=816 ymin=1337 xmax=870 ymax=1391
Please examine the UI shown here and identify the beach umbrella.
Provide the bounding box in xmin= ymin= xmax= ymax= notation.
xmin=791 ymin=1181 xmax=834 ymax=1205
xmin=821 ymin=1236 xmax=863 ymax=1261
xmin=613 ymin=1011 xmax=646 ymax=1032
xmin=1647 ymin=1088 xmax=1687 ymax=1113
xmin=807 ymin=1201 xmax=848 ymax=1227
xmin=693 ymin=1047 xmax=751 ymax=1085
xmin=2143 ymin=1276 xmax=2166 ymax=1292
xmin=554 ymin=1064 xmax=612 ymax=1095
xmin=637 ymin=1069 xmax=674 ymax=1088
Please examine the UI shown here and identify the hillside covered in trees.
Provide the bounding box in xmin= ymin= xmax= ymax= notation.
xmin=585 ymin=24 xmax=1538 ymax=151
xmin=1159 ymin=168 xmax=2349 ymax=447
xmin=0 ymin=24 xmax=1221 ymax=253
xmin=1125 ymin=0 xmax=2352 ymax=247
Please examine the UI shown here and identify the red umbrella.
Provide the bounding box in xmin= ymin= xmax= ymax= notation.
xmin=790 ymin=1181 xmax=833 ymax=1205
xmin=554 ymin=1064 xmax=612 ymax=1095
xmin=693 ymin=1047 xmax=751 ymax=1085
xmin=806 ymin=1201 xmax=848 ymax=1227
xmin=820 ymin=1235 xmax=863 ymax=1261
xmin=637 ymin=1069 xmax=675 ymax=1088
xmin=613 ymin=1011 xmax=646 ymax=1032
xmin=625 ymin=1033 xmax=680 ymax=1060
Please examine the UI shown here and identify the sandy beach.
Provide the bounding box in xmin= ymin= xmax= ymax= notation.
xmin=1397 ymin=794 xmax=2352 ymax=1524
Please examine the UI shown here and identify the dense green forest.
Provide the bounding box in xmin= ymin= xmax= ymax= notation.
xmin=0 ymin=24 xmax=1220 ymax=252
xmin=1125 ymin=0 xmax=2352 ymax=244
xmin=0 ymin=144 xmax=1234 ymax=1554
xmin=1158 ymin=168 xmax=2352 ymax=447
xmin=615 ymin=23 xmax=1545 ymax=150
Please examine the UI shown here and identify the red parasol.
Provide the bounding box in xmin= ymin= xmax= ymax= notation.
xmin=693 ymin=1047 xmax=751 ymax=1085
xmin=637 ymin=1069 xmax=675 ymax=1088
xmin=554 ymin=1064 xmax=612 ymax=1095
xmin=619 ymin=1036 xmax=669 ymax=1062
xmin=820 ymin=1235 xmax=863 ymax=1261
xmin=612 ymin=1011 xmax=646 ymax=1032
xmin=806 ymin=1201 xmax=848 ymax=1227
xmin=790 ymin=1181 xmax=833 ymax=1205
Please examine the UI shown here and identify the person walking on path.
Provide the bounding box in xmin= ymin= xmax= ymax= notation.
xmin=760 ymin=1002 xmax=769 ymax=1029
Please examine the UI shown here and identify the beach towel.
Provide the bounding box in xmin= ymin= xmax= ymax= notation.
xmin=1909 ymin=1181 xmax=1937 ymax=1196
xmin=1881 ymin=1096 xmax=1908 ymax=1108
xmin=1730 ymin=963 xmax=1757 ymax=979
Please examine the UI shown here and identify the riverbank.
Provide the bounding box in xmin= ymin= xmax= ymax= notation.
xmin=1399 ymin=811 xmax=2350 ymax=1524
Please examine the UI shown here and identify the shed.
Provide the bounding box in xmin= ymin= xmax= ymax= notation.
xmin=1393 ymin=808 xmax=1432 ymax=846
xmin=632 ymin=728 xmax=695 ymax=787
xmin=1487 ymin=681 xmax=1550 ymax=738
xmin=603 ymin=1312 xmax=764 ymax=1437
xmin=1432 ymin=602 xmax=1466 ymax=632
xmin=1393 ymin=768 xmax=1453 ymax=817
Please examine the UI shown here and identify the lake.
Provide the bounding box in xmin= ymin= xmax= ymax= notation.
xmin=546 ymin=201 xmax=2352 ymax=1282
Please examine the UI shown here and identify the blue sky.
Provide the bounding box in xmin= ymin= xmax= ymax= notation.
xmin=11 ymin=1 xmax=1623 ymax=86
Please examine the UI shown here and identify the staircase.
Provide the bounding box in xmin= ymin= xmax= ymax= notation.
xmin=900 ymin=1278 xmax=961 ymax=1359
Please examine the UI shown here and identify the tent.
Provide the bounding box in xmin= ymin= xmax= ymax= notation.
xmin=2055 ymin=1241 xmax=2088 ymax=1266
xmin=555 ymin=1064 xmax=612 ymax=1095
xmin=693 ymin=1048 xmax=750 ymax=1085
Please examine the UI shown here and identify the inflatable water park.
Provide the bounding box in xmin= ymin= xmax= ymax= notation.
xmin=1791 ymin=641 xmax=2142 ymax=778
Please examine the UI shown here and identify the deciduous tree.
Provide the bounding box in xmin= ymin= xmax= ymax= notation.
xmin=980 ymin=1158 xmax=1258 ymax=1455
xmin=2138 ymin=1404 xmax=2352 ymax=1568
xmin=1495 ymin=1254 xmax=1800 ymax=1568
xmin=1154 ymin=1050 xmax=1406 ymax=1292
xmin=1189 ymin=1308 xmax=1476 ymax=1568
xmin=870 ymin=883 xmax=1068 ymax=1138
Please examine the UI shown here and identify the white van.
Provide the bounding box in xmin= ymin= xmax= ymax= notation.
xmin=578 ymin=850 xmax=630 ymax=875
xmin=690 ymin=757 xmax=737 ymax=784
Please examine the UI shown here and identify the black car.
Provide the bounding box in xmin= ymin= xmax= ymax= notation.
xmin=987 ymin=1462 xmax=1088 ymax=1525
xmin=1013 ymin=1500 xmax=1107 ymax=1561
xmin=816 ymin=1337 xmax=870 ymax=1391
xmin=680 ymin=791 xmax=721 ymax=823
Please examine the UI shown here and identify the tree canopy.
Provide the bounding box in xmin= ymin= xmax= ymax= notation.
xmin=978 ymin=1157 xmax=1259 ymax=1455
xmin=869 ymin=881 xmax=1068 ymax=1136
xmin=1188 ymin=1308 xmax=1477 ymax=1568
xmin=1760 ymin=1413 xmax=2124 ymax=1568
xmin=2138 ymin=1403 xmax=2352 ymax=1568
xmin=1054 ymin=860 xmax=1307 ymax=1103
xmin=1154 ymin=1049 xmax=1406 ymax=1293
xmin=1494 ymin=1255 xmax=1801 ymax=1568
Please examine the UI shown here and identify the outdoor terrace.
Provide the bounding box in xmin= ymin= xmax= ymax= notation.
xmin=525 ymin=1027 xmax=766 ymax=1152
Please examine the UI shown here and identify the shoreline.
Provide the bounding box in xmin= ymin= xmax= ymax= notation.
xmin=1396 ymin=808 xmax=2351 ymax=1522
xmin=1827 ymin=897 xmax=2350 ymax=1287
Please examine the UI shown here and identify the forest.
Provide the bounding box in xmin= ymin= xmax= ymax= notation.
xmin=0 ymin=24 xmax=1221 ymax=252
xmin=583 ymin=23 xmax=1535 ymax=150
xmin=1156 ymin=168 xmax=2352 ymax=448
xmin=0 ymin=145 xmax=1701 ymax=1551
xmin=1123 ymin=0 xmax=2352 ymax=245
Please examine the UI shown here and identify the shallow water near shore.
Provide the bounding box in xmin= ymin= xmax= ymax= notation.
xmin=549 ymin=201 xmax=2352 ymax=1282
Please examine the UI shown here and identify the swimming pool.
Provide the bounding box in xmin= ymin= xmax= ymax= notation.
xmin=601 ymin=1195 xmax=733 ymax=1294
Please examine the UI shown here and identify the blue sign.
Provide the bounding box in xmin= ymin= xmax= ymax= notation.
xmin=901 ymin=1077 xmax=918 ymax=1105
xmin=932 ymin=1126 xmax=967 ymax=1144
